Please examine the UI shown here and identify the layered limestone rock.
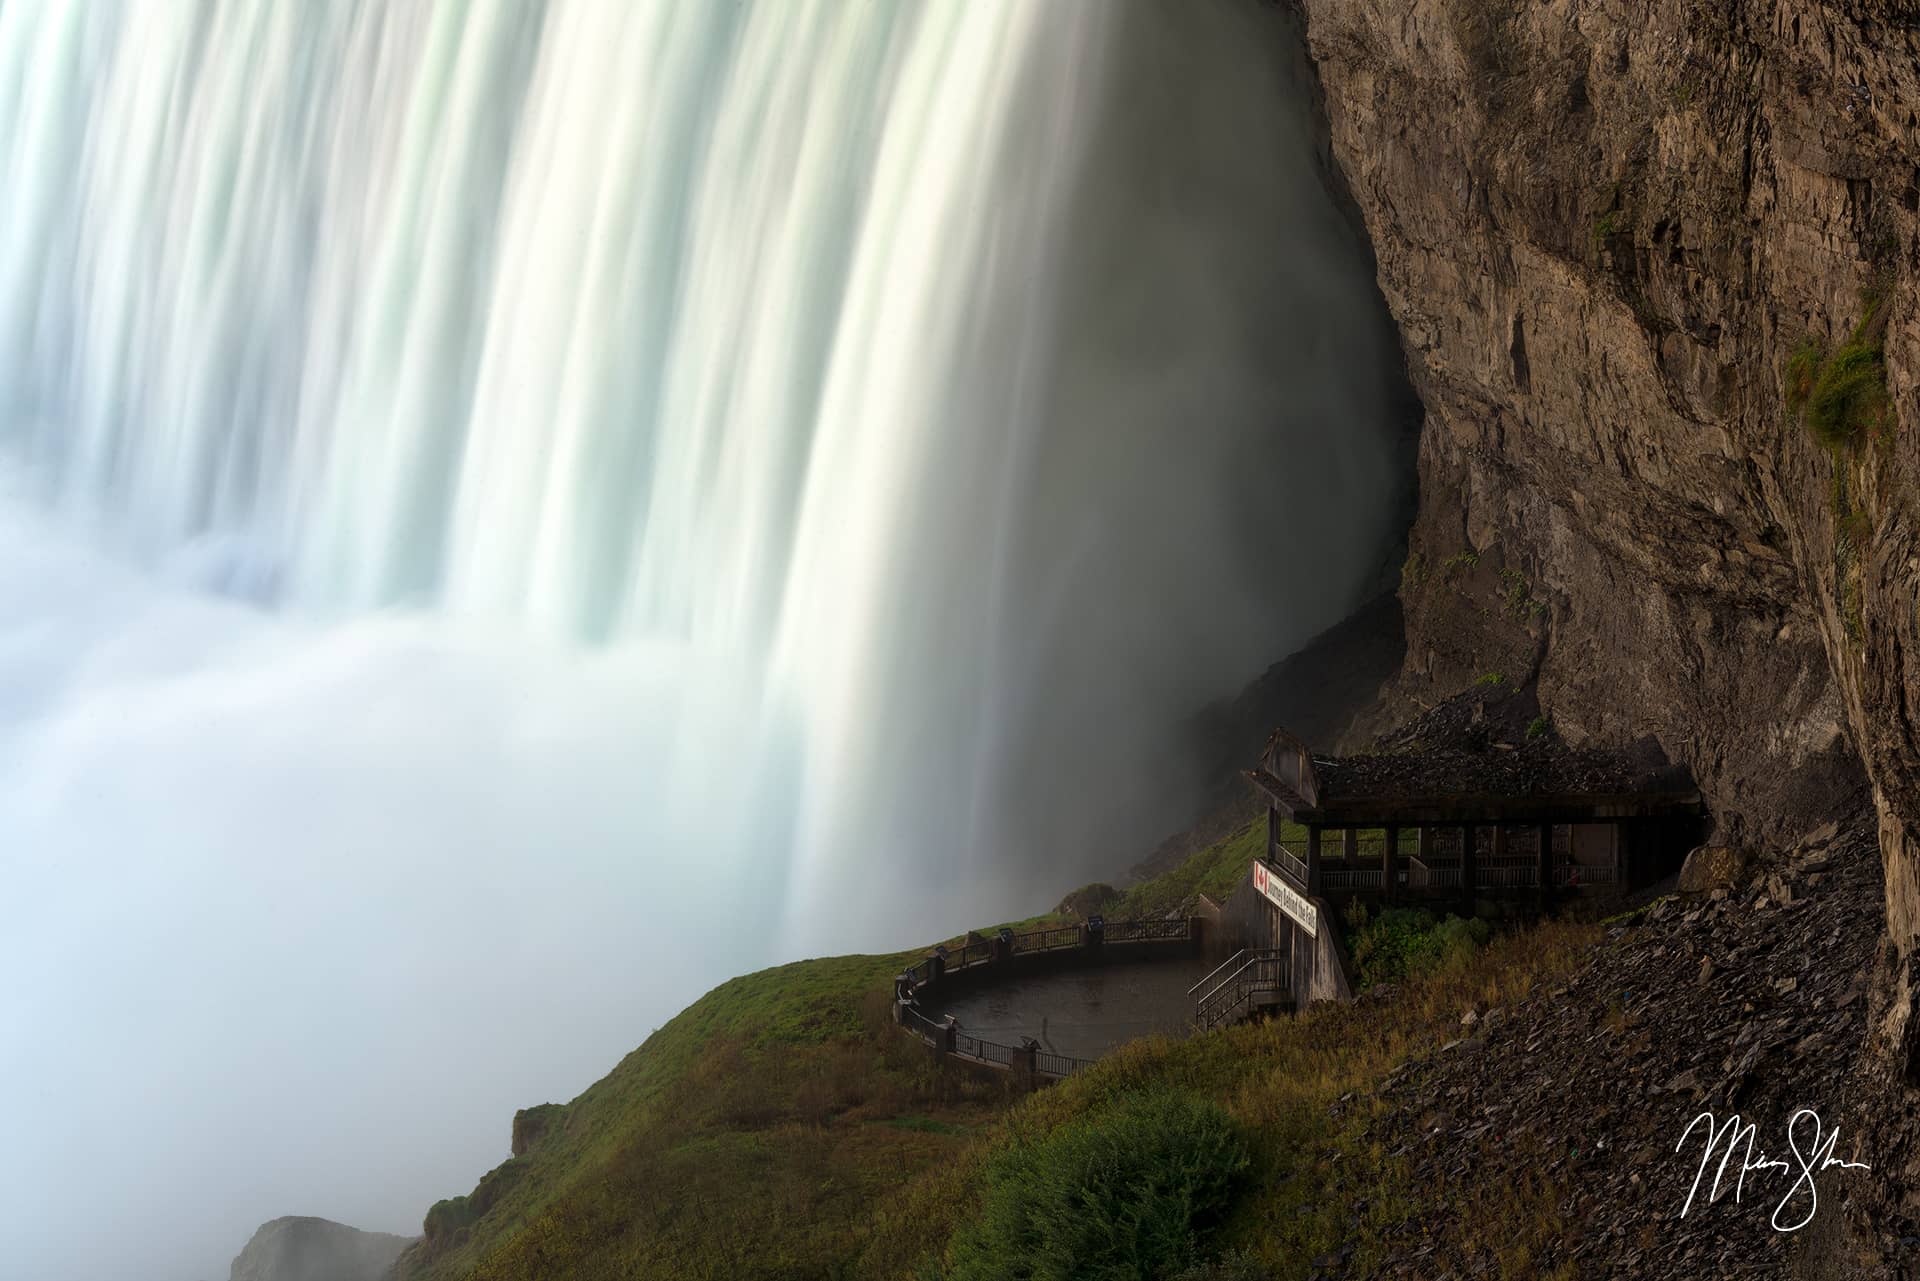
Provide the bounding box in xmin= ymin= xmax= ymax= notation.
xmin=1294 ymin=0 xmax=1920 ymax=1066
xmin=226 ymin=1217 xmax=413 ymax=1281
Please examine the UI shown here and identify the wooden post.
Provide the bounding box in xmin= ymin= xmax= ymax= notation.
xmin=1267 ymin=804 xmax=1279 ymax=865
xmin=1539 ymin=821 xmax=1555 ymax=902
xmin=1342 ymin=827 xmax=1358 ymax=861
xmin=1459 ymin=823 xmax=1477 ymax=908
xmin=1306 ymin=825 xmax=1323 ymax=896
xmin=1383 ymin=824 xmax=1399 ymax=900
xmin=1017 ymin=1042 xmax=1039 ymax=1092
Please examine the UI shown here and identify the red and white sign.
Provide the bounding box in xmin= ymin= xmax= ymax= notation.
xmin=1252 ymin=860 xmax=1317 ymax=936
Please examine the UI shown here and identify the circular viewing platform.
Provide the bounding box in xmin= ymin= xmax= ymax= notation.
xmin=893 ymin=916 xmax=1219 ymax=1081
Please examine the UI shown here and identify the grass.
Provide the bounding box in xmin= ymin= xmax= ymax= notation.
xmin=1788 ymin=298 xmax=1892 ymax=648
xmin=1344 ymin=905 xmax=1493 ymax=989
xmin=939 ymin=1089 xmax=1250 ymax=1281
xmin=1785 ymin=301 xmax=1892 ymax=451
xmin=889 ymin=916 xmax=1600 ymax=1279
xmin=1498 ymin=567 xmax=1545 ymax=621
xmin=1104 ymin=817 xmax=1270 ymax=917
xmin=400 ymin=825 xmax=1604 ymax=1281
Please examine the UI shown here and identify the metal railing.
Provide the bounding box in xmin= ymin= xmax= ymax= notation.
xmin=1010 ymin=925 xmax=1081 ymax=954
xmin=1271 ymin=841 xmax=1308 ymax=886
xmin=1405 ymin=860 xmax=1462 ymax=889
xmin=1189 ymin=948 xmax=1249 ymax=998
xmin=900 ymin=1006 xmax=1095 ymax=1079
xmin=1194 ymin=948 xmax=1289 ymax=1033
xmin=1556 ymin=863 xmax=1616 ymax=886
xmin=895 ymin=915 xmax=1196 ymax=1080
xmin=928 ymin=940 xmax=996 ymax=972
xmin=1104 ymin=917 xmax=1190 ymax=944
xmin=1035 ymin=1049 xmax=1083 ymax=1078
xmin=1321 ymin=867 xmax=1384 ymax=890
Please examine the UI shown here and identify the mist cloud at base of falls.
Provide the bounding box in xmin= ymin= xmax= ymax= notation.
xmin=0 ymin=3 xmax=1405 ymax=1280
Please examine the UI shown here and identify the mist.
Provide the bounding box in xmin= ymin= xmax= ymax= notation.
xmin=0 ymin=486 xmax=801 ymax=1279
xmin=0 ymin=3 xmax=1405 ymax=1279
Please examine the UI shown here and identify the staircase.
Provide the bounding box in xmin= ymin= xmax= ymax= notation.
xmin=1191 ymin=947 xmax=1292 ymax=1032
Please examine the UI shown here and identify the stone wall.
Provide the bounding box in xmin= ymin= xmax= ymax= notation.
xmin=1293 ymin=0 xmax=1916 ymax=1084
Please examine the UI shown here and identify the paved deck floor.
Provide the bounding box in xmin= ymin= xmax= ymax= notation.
xmin=934 ymin=955 xmax=1219 ymax=1060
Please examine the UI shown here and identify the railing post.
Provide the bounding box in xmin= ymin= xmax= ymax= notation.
xmin=1458 ymin=823 xmax=1476 ymax=910
xmin=1383 ymin=825 xmax=1399 ymax=902
xmin=1538 ymin=821 xmax=1554 ymax=905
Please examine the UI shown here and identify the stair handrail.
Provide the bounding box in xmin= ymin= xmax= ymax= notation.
xmin=1188 ymin=947 xmax=1248 ymax=997
xmin=1194 ymin=947 xmax=1287 ymax=1028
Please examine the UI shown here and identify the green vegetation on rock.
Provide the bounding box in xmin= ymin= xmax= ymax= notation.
xmin=939 ymin=1090 xmax=1249 ymax=1281
xmin=394 ymin=822 xmax=1599 ymax=1281
xmin=1346 ymin=906 xmax=1492 ymax=989
xmin=1785 ymin=301 xmax=1892 ymax=451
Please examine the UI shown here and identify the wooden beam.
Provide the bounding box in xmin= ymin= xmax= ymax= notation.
xmin=1459 ymin=823 xmax=1476 ymax=908
xmin=1383 ymin=824 xmax=1400 ymax=901
xmin=1286 ymin=790 xmax=1705 ymax=828
xmin=1538 ymin=821 xmax=1553 ymax=902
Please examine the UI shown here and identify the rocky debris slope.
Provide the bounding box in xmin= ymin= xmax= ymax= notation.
xmin=1323 ymin=821 xmax=1908 ymax=1277
xmin=1318 ymin=686 xmax=1691 ymax=801
xmin=225 ymin=1216 xmax=413 ymax=1281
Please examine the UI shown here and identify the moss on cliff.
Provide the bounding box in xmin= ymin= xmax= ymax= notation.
xmin=1786 ymin=300 xmax=1892 ymax=452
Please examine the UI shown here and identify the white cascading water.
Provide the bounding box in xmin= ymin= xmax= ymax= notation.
xmin=0 ymin=4 xmax=1403 ymax=1280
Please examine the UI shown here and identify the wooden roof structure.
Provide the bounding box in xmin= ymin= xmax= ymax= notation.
xmin=1244 ymin=726 xmax=1705 ymax=828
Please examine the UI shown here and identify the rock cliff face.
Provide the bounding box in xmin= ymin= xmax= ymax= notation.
xmin=225 ymin=1217 xmax=413 ymax=1281
xmin=1294 ymin=0 xmax=1920 ymax=1090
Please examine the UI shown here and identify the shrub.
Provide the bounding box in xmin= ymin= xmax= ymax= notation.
xmin=1806 ymin=342 xmax=1891 ymax=447
xmin=1783 ymin=337 xmax=1824 ymax=414
xmin=1525 ymin=716 xmax=1548 ymax=740
xmin=1170 ymin=1251 xmax=1272 ymax=1281
xmin=1785 ymin=302 xmax=1892 ymax=450
xmin=1350 ymin=909 xmax=1491 ymax=989
xmin=942 ymin=1090 xmax=1250 ymax=1281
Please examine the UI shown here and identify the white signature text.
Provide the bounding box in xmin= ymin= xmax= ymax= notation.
xmin=1675 ymin=1109 xmax=1872 ymax=1232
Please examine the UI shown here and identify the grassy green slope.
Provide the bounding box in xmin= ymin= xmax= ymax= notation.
xmin=404 ymin=819 xmax=1595 ymax=1280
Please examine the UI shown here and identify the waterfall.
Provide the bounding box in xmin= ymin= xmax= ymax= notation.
xmin=0 ymin=4 xmax=1404 ymax=1279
